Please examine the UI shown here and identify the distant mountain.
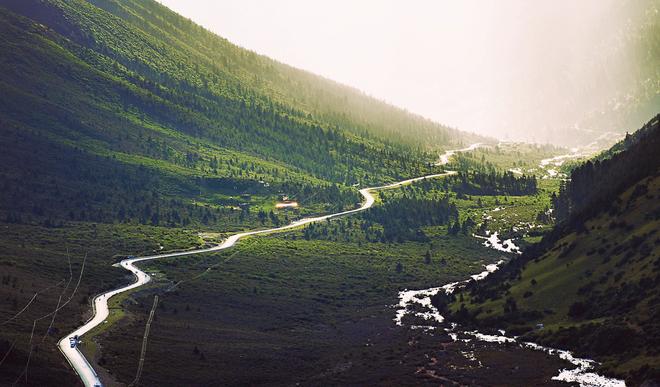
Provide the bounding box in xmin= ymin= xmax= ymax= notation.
xmin=572 ymin=0 xmax=659 ymax=144
xmin=0 ymin=0 xmax=483 ymax=227
xmin=515 ymin=0 xmax=659 ymax=147
xmin=434 ymin=115 xmax=660 ymax=385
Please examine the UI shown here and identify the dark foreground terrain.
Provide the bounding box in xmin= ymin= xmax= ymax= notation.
xmin=91 ymin=235 xmax=571 ymax=386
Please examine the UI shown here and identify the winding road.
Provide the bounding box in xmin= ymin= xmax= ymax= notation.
xmin=58 ymin=168 xmax=464 ymax=386
xmin=435 ymin=142 xmax=484 ymax=165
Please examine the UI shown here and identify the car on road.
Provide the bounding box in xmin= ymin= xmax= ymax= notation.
xmin=69 ymin=335 xmax=79 ymax=348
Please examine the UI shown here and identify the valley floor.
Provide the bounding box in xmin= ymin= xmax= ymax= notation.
xmin=93 ymin=235 xmax=573 ymax=386
xmin=1 ymin=143 xmax=628 ymax=386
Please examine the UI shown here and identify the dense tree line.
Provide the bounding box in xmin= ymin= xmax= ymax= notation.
xmin=302 ymin=187 xmax=464 ymax=243
xmin=360 ymin=195 xmax=459 ymax=242
xmin=448 ymin=171 xmax=537 ymax=196
xmin=552 ymin=114 xmax=660 ymax=224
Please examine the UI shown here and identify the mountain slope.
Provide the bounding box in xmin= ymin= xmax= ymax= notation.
xmin=0 ymin=0 xmax=484 ymax=228
xmin=1 ymin=0 xmax=478 ymax=169
xmin=86 ymin=0 xmax=471 ymax=148
xmin=435 ymin=115 xmax=660 ymax=385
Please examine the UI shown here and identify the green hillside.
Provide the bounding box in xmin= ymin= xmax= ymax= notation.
xmin=435 ymin=116 xmax=660 ymax=385
xmin=0 ymin=0 xmax=483 ymax=228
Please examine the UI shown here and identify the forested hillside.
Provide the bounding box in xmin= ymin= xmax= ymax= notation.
xmin=0 ymin=0 xmax=481 ymax=228
xmin=552 ymin=114 xmax=660 ymax=223
xmin=434 ymin=116 xmax=660 ymax=385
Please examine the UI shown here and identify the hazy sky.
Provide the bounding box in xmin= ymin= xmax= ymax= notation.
xmin=156 ymin=0 xmax=644 ymax=141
